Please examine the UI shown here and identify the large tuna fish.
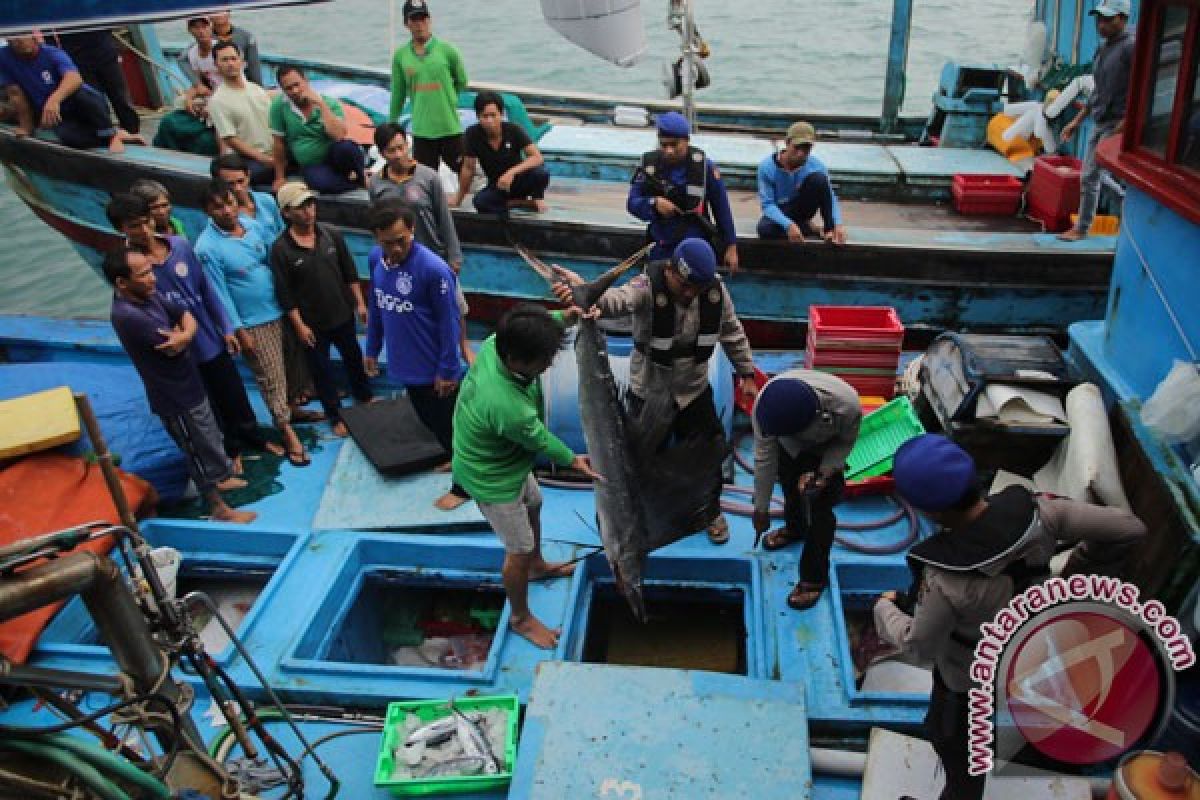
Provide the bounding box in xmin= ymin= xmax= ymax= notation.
xmin=516 ymin=244 xmax=727 ymax=620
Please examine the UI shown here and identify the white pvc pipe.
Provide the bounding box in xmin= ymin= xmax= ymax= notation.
xmin=809 ymin=746 xmax=1111 ymax=797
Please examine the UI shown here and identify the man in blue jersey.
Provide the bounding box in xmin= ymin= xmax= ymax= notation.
xmin=107 ymin=193 xmax=284 ymax=470
xmin=0 ymin=34 xmax=142 ymax=151
xmin=104 ymin=245 xmax=256 ymax=524
xmin=756 ymin=121 xmax=847 ymax=245
xmin=364 ymin=202 xmax=468 ymax=511
xmin=627 ymin=111 xmax=739 ymax=272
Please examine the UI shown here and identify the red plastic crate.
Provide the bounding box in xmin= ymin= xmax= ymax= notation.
xmin=1028 ymin=155 xmax=1082 ymax=220
xmin=838 ymin=373 xmax=897 ymax=400
xmin=806 ymin=348 xmax=902 ymax=369
xmin=951 ymin=174 xmax=1023 ymax=216
xmin=808 ymin=305 xmax=904 ymax=344
xmin=806 ymin=329 xmax=903 ymax=353
xmin=843 ymin=475 xmax=896 ymax=498
xmin=1028 ymin=196 xmax=1074 ymax=233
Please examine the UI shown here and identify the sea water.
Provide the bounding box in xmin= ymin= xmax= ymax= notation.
xmin=0 ymin=0 xmax=1032 ymax=318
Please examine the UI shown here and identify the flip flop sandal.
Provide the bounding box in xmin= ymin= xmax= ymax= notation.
xmin=762 ymin=527 xmax=802 ymax=551
xmin=787 ymin=582 xmax=827 ymax=611
xmin=291 ymin=409 xmax=326 ymax=423
xmin=286 ymin=449 xmax=311 ymax=468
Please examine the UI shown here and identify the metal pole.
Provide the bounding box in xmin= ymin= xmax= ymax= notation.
xmin=881 ymin=0 xmax=914 ymax=135
xmin=74 ymin=393 xmax=139 ymax=532
xmin=682 ymin=0 xmax=697 ymax=131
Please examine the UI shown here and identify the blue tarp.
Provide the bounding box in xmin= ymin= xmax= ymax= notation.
xmin=0 ymin=363 xmax=189 ymax=501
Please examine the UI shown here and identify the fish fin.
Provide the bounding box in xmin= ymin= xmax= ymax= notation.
xmin=638 ymin=431 xmax=729 ymax=552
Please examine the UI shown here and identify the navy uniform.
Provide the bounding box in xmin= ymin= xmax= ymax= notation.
xmin=594 ymin=238 xmax=756 ymax=544
xmin=626 ymin=111 xmax=738 ymax=263
xmin=877 ymin=434 xmax=1146 ymax=800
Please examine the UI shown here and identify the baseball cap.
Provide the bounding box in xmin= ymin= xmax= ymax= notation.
xmin=673 ymin=238 xmax=717 ymax=285
xmin=786 ymin=121 xmax=816 ymax=146
xmin=403 ymin=0 xmax=430 ymax=21
xmin=277 ymin=182 xmax=317 ymax=210
xmin=1090 ymin=0 xmax=1130 ymax=17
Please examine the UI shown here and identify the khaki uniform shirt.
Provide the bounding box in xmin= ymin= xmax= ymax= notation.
xmin=597 ymin=275 xmax=755 ymax=408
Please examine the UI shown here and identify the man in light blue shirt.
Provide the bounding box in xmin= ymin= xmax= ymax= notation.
xmin=756 ymin=121 xmax=847 ymax=245
xmin=195 ymin=181 xmax=310 ymax=467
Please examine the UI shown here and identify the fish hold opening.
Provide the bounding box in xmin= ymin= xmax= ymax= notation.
xmin=313 ymin=573 xmax=506 ymax=670
xmin=56 ymin=563 xmax=274 ymax=660
xmin=581 ymin=583 xmax=747 ymax=675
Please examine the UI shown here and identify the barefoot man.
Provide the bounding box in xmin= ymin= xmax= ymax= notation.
xmin=451 ymin=304 xmax=600 ymax=648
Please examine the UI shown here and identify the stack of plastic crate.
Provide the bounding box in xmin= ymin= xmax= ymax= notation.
xmin=805 ymin=305 xmax=904 ymax=401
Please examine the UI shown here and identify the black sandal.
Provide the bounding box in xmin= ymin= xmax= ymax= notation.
xmin=762 ymin=527 xmax=802 ymax=551
xmin=787 ymin=582 xmax=827 ymax=611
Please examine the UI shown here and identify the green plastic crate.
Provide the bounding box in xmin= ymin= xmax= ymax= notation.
xmin=374 ymin=694 xmax=519 ymax=796
xmin=845 ymin=396 xmax=924 ymax=481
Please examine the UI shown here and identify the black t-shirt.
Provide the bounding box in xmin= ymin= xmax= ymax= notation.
xmin=464 ymin=121 xmax=532 ymax=185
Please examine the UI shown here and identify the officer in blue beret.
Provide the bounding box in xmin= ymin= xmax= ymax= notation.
xmin=876 ymin=434 xmax=1146 ymax=799
xmin=627 ymin=111 xmax=739 ymax=273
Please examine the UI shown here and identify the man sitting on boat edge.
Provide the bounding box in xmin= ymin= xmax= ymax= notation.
xmin=453 ymin=90 xmax=551 ymax=214
xmin=0 ymin=34 xmax=143 ymax=153
xmin=208 ymin=42 xmax=274 ymax=187
xmin=756 ymin=120 xmax=847 ymax=246
xmin=628 ymin=111 xmax=740 ymax=273
xmin=270 ymin=65 xmax=366 ymax=195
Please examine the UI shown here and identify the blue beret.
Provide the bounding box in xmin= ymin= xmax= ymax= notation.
xmin=656 ymin=111 xmax=691 ymax=139
xmin=673 ymin=238 xmax=716 ymax=285
xmin=893 ymin=434 xmax=976 ymax=511
xmin=754 ymin=378 xmax=819 ymax=436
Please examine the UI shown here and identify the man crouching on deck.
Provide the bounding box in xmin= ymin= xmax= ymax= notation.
xmin=452 ymin=305 xmax=600 ymax=649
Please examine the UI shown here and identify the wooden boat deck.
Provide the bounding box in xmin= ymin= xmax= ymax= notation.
xmin=542 ymin=175 xmax=1042 ymax=235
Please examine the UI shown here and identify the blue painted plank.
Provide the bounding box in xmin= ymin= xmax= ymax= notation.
xmin=886 ymin=145 xmax=1024 ymax=180
xmin=537 ymin=126 xmax=776 ymax=170
xmin=313 ymin=439 xmax=486 ymax=531
xmin=510 ymin=662 xmax=813 ymax=799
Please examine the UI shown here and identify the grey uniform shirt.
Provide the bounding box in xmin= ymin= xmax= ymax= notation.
xmin=369 ymin=164 xmax=463 ymax=267
xmin=1088 ymin=28 xmax=1135 ymax=125
xmin=596 ymin=274 xmax=755 ymax=408
xmin=751 ymin=369 xmax=862 ymax=513
xmin=874 ymin=494 xmax=1146 ymax=692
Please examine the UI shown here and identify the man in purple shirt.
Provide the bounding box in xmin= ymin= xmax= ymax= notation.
xmin=104 ymin=246 xmax=256 ymax=524
xmin=0 ymin=34 xmax=142 ymax=151
xmin=107 ymin=193 xmax=284 ymax=471
xmin=364 ymin=202 xmax=467 ymax=510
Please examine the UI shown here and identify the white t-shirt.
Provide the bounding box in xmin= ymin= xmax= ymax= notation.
xmin=208 ymin=81 xmax=273 ymax=157
xmin=185 ymin=43 xmax=221 ymax=89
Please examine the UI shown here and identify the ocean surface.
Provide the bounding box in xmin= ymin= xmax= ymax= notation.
xmin=0 ymin=0 xmax=1032 ymax=319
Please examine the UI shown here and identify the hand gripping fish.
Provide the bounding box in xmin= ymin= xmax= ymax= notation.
xmin=515 ymin=244 xmax=727 ymax=621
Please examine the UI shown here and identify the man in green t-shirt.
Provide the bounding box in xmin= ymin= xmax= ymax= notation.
xmin=452 ymin=305 xmax=599 ymax=649
xmin=269 ymin=65 xmax=365 ymax=194
xmin=389 ymin=0 xmax=468 ymax=174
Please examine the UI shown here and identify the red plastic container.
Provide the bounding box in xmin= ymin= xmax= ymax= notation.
xmin=951 ymin=174 xmax=1023 ymax=216
xmin=806 ymin=348 xmax=902 ymax=369
xmin=1028 ymin=198 xmax=1074 ymax=232
xmin=839 ymin=373 xmax=898 ymax=400
xmin=1028 ymin=155 xmax=1082 ymax=223
xmin=808 ymin=306 xmax=905 ymax=345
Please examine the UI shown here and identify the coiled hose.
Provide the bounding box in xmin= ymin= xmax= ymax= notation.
xmin=538 ymin=432 xmax=920 ymax=555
